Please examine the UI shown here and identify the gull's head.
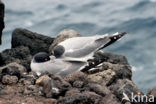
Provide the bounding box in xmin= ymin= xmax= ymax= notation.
xmin=31 ymin=52 xmax=56 ymax=76
xmin=32 ymin=52 xmax=51 ymax=63
xmin=53 ymin=45 xmax=65 ymax=58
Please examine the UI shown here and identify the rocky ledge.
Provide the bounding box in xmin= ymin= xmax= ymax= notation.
xmin=0 ymin=0 xmax=5 ymax=44
xmin=0 ymin=28 xmax=155 ymax=104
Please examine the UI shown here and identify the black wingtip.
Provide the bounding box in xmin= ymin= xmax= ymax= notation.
xmin=120 ymin=32 xmax=127 ymax=37
xmin=101 ymin=32 xmax=127 ymax=49
xmin=110 ymin=32 xmax=127 ymax=40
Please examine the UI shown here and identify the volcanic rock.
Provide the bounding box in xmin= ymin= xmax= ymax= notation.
xmin=65 ymin=88 xmax=80 ymax=96
xmin=147 ymin=88 xmax=156 ymax=104
xmin=87 ymin=69 xmax=116 ymax=86
xmin=12 ymin=28 xmax=54 ymax=55
xmin=0 ymin=0 xmax=5 ymax=44
xmin=0 ymin=46 xmax=32 ymax=71
xmin=36 ymin=74 xmax=71 ymax=98
xmin=57 ymin=91 xmax=102 ymax=104
xmin=0 ymin=62 xmax=26 ymax=79
xmin=64 ymin=71 xmax=88 ymax=84
xmin=2 ymin=75 xmax=18 ymax=85
xmin=109 ymin=79 xmax=141 ymax=102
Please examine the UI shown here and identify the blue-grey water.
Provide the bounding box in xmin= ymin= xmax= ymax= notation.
xmin=0 ymin=0 xmax=156 ymax=93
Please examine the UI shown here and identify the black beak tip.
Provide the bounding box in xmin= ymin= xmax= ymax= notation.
xmin=120 ymin=32 xmax=127 ymax=36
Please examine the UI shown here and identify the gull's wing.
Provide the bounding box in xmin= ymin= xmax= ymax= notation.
xmin=59 ymin=32 xmax=126 ymax=61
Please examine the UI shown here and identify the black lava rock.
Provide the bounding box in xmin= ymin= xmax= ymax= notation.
xmin=12 ymin=28 xmax=54 ymax=55
xmin=0 ymin=46 xmax=32 ymax=71
xmin=0 ymin=0 xmax=5 ymax=44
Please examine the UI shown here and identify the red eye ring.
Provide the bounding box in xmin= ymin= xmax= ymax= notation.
xmin=44 ymin=58 xmax=49 ymax=61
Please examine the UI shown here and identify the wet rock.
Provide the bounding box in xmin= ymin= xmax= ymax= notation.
xmin=0 ymin=46 xmax=32 ymax=71
xmin=2 ymin=75 xmax=18 ymax=85
xmin=12 ymin=28 xmax=54 ymax=55
xmin=0 ymin=62 xmax=26 ymax=79
xmin=58 ymin=91 xmax=102 ymax=104
xmin=0 ymin=0 xmax=5 ymax=45
xmin=49 ymin=29 xmax=81 ymax=54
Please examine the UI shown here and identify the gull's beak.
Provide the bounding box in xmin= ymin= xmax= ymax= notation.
xmin=102 ymin=32 xmax=127 ymax=48
xmin=110 ymin=32 xmax=127 ymax=40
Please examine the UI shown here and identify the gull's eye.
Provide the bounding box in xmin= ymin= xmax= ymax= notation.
xmin=44 ymin=58 xmax=49 ymax=61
